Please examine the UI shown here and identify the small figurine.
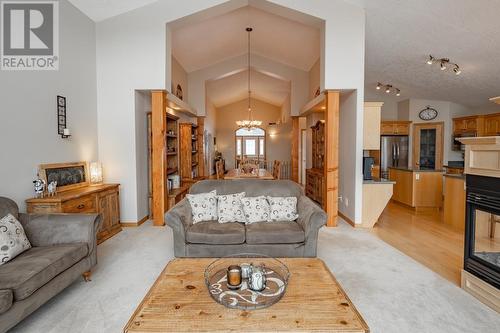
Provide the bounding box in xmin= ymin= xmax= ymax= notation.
xmin=33 ymin=177 xmax=46 ymax=198
xmin=47 ymin=181 xmax=57 ymax=196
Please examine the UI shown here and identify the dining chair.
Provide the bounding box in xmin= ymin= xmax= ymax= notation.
xmin=216 ymin=160 xmax=225 ymax=180
xmin=272 ymin=160 xmax=281 ymax=180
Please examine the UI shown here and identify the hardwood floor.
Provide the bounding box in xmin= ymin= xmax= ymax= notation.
xmin=371 ymin=202 xmax=465 ymax=285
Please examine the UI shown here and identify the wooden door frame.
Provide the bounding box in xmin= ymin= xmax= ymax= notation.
xmin=324 ymin=91 xmax=340 ymax=227
xmin=151 ymin=91 xmax=167 ymax=226
xmin=412 ymin=122 xmax=444 ymax=170
xmin=300 ymin=128 xmax=307 ymax=185
xmin=291 ymin=116 xmax=299 ymax=182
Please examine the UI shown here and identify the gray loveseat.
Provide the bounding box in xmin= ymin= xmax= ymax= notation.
xmin=166 ymin=180 xmax=327 ymax=258
xmin=0 ymin=197 xmax=101 ymax=333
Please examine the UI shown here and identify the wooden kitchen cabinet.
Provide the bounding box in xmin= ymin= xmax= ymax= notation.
xmin=26 ymin=184 xmax=121 ymax=244
xmin=363 ymin=102 xmax=383 ymax=150
xmin=483 ymin=114 xmax=500 ymax=136
xmin=453 ymin=116 xmax=484 ymax=135
xmin=380 ymin=121 xmax=411 ymax=135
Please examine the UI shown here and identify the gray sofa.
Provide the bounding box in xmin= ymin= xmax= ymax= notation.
xmin=166 ymin=180 xmax=327 ymax=258
xmin=0 ymin=197 xmax=101 ymax=333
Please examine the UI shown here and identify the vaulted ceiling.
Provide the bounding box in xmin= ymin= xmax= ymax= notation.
xmin=171 ymin=6 xmax=321 ymax=72
xmin=206 ymin=69 xmax=290 ymax=107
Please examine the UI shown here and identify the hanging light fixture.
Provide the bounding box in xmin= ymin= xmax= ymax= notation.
xmin=236 ymin=27 xmax=262 ymax=130
xmin=426 ymin=55 xmax=462 ymax=75
xmin=375 ymin=82 xmax=402 ymax=97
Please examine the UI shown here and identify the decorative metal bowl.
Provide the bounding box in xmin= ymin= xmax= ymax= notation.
xmin=204 ymin=254 xmax=290 ymax=310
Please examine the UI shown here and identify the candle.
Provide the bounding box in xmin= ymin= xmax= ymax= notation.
xmin=227 ymin=265 xmax=242 ymax=289
xmin=241 ymin=264 xmax=252 ymax=279
xmin=249 ymin=265 xmax=266 ymax=291
xmin=63 ymin=128 xmax=70 ymax=136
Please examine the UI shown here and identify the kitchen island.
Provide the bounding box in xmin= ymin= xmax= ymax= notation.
xmin=388 ymin=167 xmax=443 ymax=210
xmin=443 ymin=174 xmax=466 ymax=231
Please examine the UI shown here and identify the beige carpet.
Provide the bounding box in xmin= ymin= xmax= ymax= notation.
xmin=10 ymin=220 xmax=500 ymax=333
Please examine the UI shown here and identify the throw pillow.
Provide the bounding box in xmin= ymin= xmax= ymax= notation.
xmin=241 ymin=196 xmax=271 ymax=224
xmin=0 ymin=214 xmax=32 ymax=266
xmin=217 ymin=192 xmax=246 ymax=223
xmin=267 ymin=196 xmax=299 ymax=222
xmin=186 ymin=190 xmax=218 ymax=224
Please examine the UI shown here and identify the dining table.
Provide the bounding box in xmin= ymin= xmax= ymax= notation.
xmin=224 ymin=168 xmax=274 ymax=180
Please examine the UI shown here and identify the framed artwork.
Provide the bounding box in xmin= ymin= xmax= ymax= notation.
xmin=38 ymin=162 xmax=89 ymax=192
xmin=57 ymin=95 xmax=69 ymax=137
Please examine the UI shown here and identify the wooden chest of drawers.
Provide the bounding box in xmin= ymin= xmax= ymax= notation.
xmin=26 ymin=184 xmax=121 ymax=244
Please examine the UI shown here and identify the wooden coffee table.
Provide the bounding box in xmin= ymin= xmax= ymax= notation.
xmin=124 ymin=258 xmax=369 ymax=332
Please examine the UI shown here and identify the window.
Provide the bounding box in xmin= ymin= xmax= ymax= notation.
xmin=235 ymin=127 xmax=266 ymax=159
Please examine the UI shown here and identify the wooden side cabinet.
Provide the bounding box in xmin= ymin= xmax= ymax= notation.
xmin=26 ymin=184 xmax=121 ymax=244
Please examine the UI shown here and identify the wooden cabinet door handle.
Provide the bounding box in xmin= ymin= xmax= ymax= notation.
xmin=77 ymin=204 xmax=85 ymax=209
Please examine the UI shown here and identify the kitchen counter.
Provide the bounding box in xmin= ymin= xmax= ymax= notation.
xmin=388 ymin=166 xmax=444 ymax=173
xmin=363 ymin=178 xmax=396 ymax=185
xmin=443 ymin=173 xmax=465 ymax=180
xmin=443 ymin=175 xmax=465 ymax=231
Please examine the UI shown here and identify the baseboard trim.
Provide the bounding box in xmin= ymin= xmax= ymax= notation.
xmin=121 ymin=215 xmax=149 ymax=227
xmin=338 ymin=211 xmax=356 ymax=227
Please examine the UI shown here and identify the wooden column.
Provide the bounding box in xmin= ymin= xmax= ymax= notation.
xmin=291 ymin=116 xmax=299 ymax=183
xmin=151 ymin=91 xmax=167 ymax=226
xmin=197 ymin=117 xmax=205 ymax=178
xmin=324 ymin=91 xmax=340 ymax=227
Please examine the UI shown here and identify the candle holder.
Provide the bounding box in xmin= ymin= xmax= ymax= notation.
xmin=205 ymin=254 xmax=289 ymax=310
xmin=226 ymin=265 xmax=242 ymax=290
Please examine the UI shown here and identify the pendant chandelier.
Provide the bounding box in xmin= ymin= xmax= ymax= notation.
xmin=236 ymin=27 xmax=262 ymax=130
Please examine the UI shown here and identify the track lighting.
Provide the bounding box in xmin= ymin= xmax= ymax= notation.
xmin=375 ymin=82 xmax=401 ymax=97
xmin=427 ymin=55 xmax=461 ymax=75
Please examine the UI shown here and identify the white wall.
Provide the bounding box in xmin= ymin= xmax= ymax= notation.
xmin=96 ymin=0 xmax=366 ymax=223
xmin=405 ymin=99 xmax=466 ymax=165
xmin=134 ymin=91 xmax=152 ymax=221
xmin=171 ymin=56 xmax=188 ymax=102
xmin=364 ymin=90 xmax=399 ymax=120
xmin=308 ymin=58 xmax=320 ymax=99
xmin=215 ymin=98 xmax=290 ymax=169
xmin=0 ymin=1 xmax=97 ymax=211
xmin=339 ymin=91 xmax=358 ymax=219
xmin=204 ymin=99 xmax=218 ymax=175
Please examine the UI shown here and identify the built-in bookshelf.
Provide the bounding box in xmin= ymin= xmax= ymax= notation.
xmin=148 ymin=111 xmax=180 ymax=218
xmin=306 ymin=120 xmax=325 ymax=206
xmin=180 ymin=122 xmax=203 ymax=181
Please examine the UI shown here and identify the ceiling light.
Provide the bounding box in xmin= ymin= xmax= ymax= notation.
xmin=236 ymin=27 xmax=262 ymax=130
xmin=427 ymin=55 xmax=461 ymax=75
xmin=375 ymin=82 xmax=400 ymax=97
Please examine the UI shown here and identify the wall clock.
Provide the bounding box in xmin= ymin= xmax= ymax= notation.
xmin=419 ymin=106 xmax=438 ymax=121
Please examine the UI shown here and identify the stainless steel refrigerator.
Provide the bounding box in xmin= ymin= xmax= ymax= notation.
xmin=380 ymin=135 xmax=409 ymax=179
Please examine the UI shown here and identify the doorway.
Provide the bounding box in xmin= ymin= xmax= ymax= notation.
xmin=412 ymin=122 xmax=444 ymax=170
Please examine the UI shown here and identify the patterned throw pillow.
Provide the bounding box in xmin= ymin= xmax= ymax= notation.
xmin=186 ymin=190 xmax=218 ymax=224
xmin=267 ymin=196 xmax=299 ymax=222
xmin=241 ymin=196 xmax=271 ymax=224
xmin=217 ymin=192 xmax=246 ymax=223
xmin=0 ymin=214 xmax=32 ymax=266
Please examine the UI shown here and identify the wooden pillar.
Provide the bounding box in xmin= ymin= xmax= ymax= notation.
xmin=197 ymin=117 xmax=205 ymax=178
xmin=291 ymin=116 xmax=300 ymax=183
xmin=151 ymin=91 xmax=167 ymax=226
xmin=324 ymin=91 xmax=340 ymax=227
